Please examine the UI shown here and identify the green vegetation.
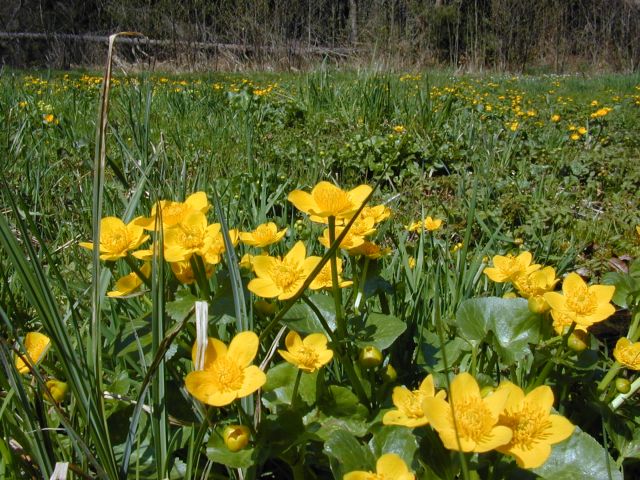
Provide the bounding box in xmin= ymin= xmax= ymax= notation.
xmin=1 ymin=68 xmax=640 ymax=479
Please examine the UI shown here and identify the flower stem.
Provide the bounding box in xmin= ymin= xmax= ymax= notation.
xmin=328 ymin=216 xmax=346 ymax=339
xmin=291 ymin=369 xmax=303 ymax=410
xmin=597 ymin=362 xmax=622 ymax=395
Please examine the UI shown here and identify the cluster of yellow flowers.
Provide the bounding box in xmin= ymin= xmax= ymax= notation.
xmin=484 ymin=251 xmax=615 ymax=334
xmin=382 ymin=372 xmax=574 ymax=469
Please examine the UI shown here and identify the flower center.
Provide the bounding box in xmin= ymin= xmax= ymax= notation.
xmin=501 ymin=405 xmax=551 ymax=450
xmin=454 ymin=396 xmax=495 ymax=441
xmin=253 ymin=224 xmax=275 ymax=243
xmin=313 ymin=184 xmax=352 ymax=214
xmin=566 ymin=285 xmax=597 ymax=315
xmin=210 ymin=357 xmax=244 ymax=392
xmin=161 ymin=202 xmax=188 ymax=225
xmin=180 ymin=224 xmax=205 ymax=249
xmin=401 ymin=390 xmax=427 ymax=418
xmin=103 ymin=225 xmax=130 ymax=253
xmin=295 ymin=345 xmax=320 ymax=369
xmin=271 ymin=259 xmax=302 ymax=292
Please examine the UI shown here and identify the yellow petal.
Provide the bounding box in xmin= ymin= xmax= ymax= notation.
xmin=423 ymin=397 xmax=451 ymax=432
xmin=376 ymin=453 xmax=410 ymax=477
xmin=450 ymin=372 xmax=480 ymax=401
xmin=343 ymin=472 xmax=372 ymax=480
xmin=474 ymin=425 xmax=513 ymax=452
xmin=185 ymin=191 xmax=209 ymax=212
xmin=497 ymin=381 xmax=525 ymax=410
xmin=185 ymin=371 xmax=237 ymax=406
xmin=439 ymin=428 xmax=476 ymax=451
xmin=248 ymin=278 xmax=281 ymax=298
xmin=288 ymin=190 xmax=316 ymax=215
xmin=252 ymin=255 xmax=278 ymax=279
xmin=562 ymin=273 xmax=586 ymax=296
xmin=525 ymin=385 xmax=554 ymax=411
xmin=227 ymin=331 xmax=259 ymax=367
xmin=483 ymin=385 xmax=510 ymax=419
xmin=347 ymin=184 xmax=373 ymax=210
xmin=303 ymin=333 xmax=328 ymax=349
xmin=510 ymin=443 xmax=552 ymax=469
xmin=284 ymin=241 xmax=306 ymax=265
xmin=191 ymin=337 xmax=227 ymax=370
xmin=285 ymin=331 xmax=303 ymax=350
xmin=236 ymin=365 xmax=266 ymax=397
xmin=418 ymin=374 xmax=436 ymax=397
xmin=545 ymin=415 xmax=574 ymax=444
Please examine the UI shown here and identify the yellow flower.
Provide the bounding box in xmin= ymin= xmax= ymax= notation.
xmin=203 ymin=229 xmax=239 ymax=265
xmin=135 ymin=192 xmax=210 ymax=230
xmin=577 ymin=126 xmax=587 ymax=135
xmin=408 ymin=256 xmax=416 ymax=269
xmin=613 ymin=338 xmax=640 ymax=370
xmin=309 ymin=257 xmax=353 ymax=290
xmin=344 ymin=453 xmax=415 ymax=480
xmin=484 ymin=252 xmax=540 ymax=283
xmin=239 ymin=253 xmax=255 ymax=271
xmin=407 ymin=217 xmax=443 ymax=233
xmin=248 ymin=241 xmax=321 ymax=300
xmin=79 ymin=217 xmax=149 ymax=261
xmin=570 ymin=133 xmax=580 ymax=141
xmin=42 ymin=113 xmax=58 ymax=125
xmin=513 ymin=266 xmax=559 ymax=312
xmin=359 ymin=205 xmax=392 ymax=225
xmin=278 ymin=331 xmax=333 ymax=373
xmin=423 ymin=372 xmax=512 ymax=453
xmin=590 ymin=107 xmax=612 ymax=119
xmin=544 ymin=273 xmax=615 ymax=329
xmin=170 ymin=260 xmax=214 ymax=284
xmin=239 ymin=222 xmax=287 ymax=248
xmin=45 ymin=379 xmax=68 ymax=403
xmin=550 ymin=114 xmax=560 ymax=122
xmin=383 ymin=374 xmax=445 ymax=428
xmin=15 ymin=332 xmax=51 ymax=374
xmin=348 ymin=241 xmax=391 ymax=259
xmin=393 ymin=125 xmax=406 ymax=134
xmin=318 ymin=226 xmax=365 ymax=250
xmin=185 ymin=332 xmax=266 ymax=407
xmin=223 ymin=425 xmax=251 ymax=452
xmin=288 ymin=181 xmax=372 ymax=222
xmin=495 ymin=382 xmax=574 ymax=469
xmin=508 ymin=121 xmax=519 ymax=131
xmin=107 ymin=263 xmax=151 ymax=297
xmin=163 ymin=212 xmax=220 ymax=262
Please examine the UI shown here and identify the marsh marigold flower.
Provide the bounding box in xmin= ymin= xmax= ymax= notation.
xmin=407 ymin=217 xmax=443 ymax=233
xmin=614 ymin=338 xmax=640 ymax=370
xmin=107 ymin=263 xmax=151 ymax=297
xmin=45 ymin=379 xmax=68 ymax=403
xmin=278 ymin=331 xmax=333 ymax=373
xmin=163 ymin=212 xmax=220 ymax=262
xmin=348 ymin=241 xmax=391 ymax=259
xmin=383 ymin=374 xmax=445 ymax=428
xmin=318 ymin=226 xmax=365 ymax=250
xmin=495 ymin=382 xmax=574 ymax=469
xmin=359 ymin=205 xmax=392 ymax=225
xmin=15 ymin=332 xmax=51 ymax=374
xmin=309 ymin=257 xmax=352 ymax=290
xmin=423 ymin=372 xmax=512 ymax=453
xmin=544 ymin=273 xmax=615 ymax=330
xmin=288 ymin=181 xmax=372 ymax=222
xmin=79 ymin=217 xmax=149 ymax=261
xmin=240 ymin=222 xmax=287 ymax=248
xmin=484 ymin=252 xmax=540 ymax=283
xmin=136 ymin=191 xmax=209 ymax=230
xmin=185 ymin=332 xmax=266 ymax=407
xmin=203 ymin=229 xmax=239 ymax=265
xmin=513 ymin=266 xmax=559 ymax=313
xmin=344 ymin=453 xmax=414 ymax=480
xmin=248 ymin=241 xmax=321 ymax=300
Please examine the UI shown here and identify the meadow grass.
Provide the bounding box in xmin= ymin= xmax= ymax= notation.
xmin=1 ymin=66 xmax=640 ymax=479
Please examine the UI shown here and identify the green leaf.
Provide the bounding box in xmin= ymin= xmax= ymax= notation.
xmin=306 ymin=385 xmax=370 ymax=439
xmin=455 ymin=297 xmax=542 ymax=366
xmin=323 ymin=430 xmax=376 ymax=479
xmin=262 ymin=362 xmax=317 ymax=408
xmin=368 ymin=425 xmax=418 ymax=468
xmin=166 ymin=288 xmax=197 ymax=322
xmin=206 ymin=430 xmax=255 ymax=469
xmin=533 ymin=427 xmax=622 ymax=480
xmin=282 ymin=293 xmax=336 ymax=334
xmin=602 ymin=271 xmax=639 ymax=309
xmin=354 ymin=312 xmax=407 ymax=350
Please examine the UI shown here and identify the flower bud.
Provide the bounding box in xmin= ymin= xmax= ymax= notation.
xmin=528 ymin=296 xmax=550 ymax=314
xmin=616 ymin=378 xmax=631 ymax=394
xmin=223 ymin=425 xmax=251 ymax=452
xmin=567 ymin=331 xmax=588 ymax=352
xmin=381 ymin=364 xmax=397 ymax=383
xmin=45 ymin=379 xmax=68 ymax=403
xmin=502 ymin=292 xmax=517 ymax=299
xmin=358 ymin=346 xmax=383 ymax=369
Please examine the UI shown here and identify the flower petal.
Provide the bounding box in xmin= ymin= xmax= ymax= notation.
xmin=474 ymin=425 xmax=513 ymax=452
xmin=376 ymin=453 xmax=409 ymax=477
xmin=185 ymin=371 xmax=237 ymax=406
xmin=236 ymin=365 xmax=266 ymax=397
xmin=228 ymin=331 xmax=260 ymax=367
xmin=303 ymin=333 xmax=328 ymax=349
xmin=248 ymin=277 xmax=281 ymax=298
xmin=288 ymin=190 xmax=316 ymax=215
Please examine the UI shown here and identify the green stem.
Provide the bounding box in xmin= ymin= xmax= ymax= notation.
xmin=530 ymin=323 xmax=575 ymax=390
xmin=328 ymin=216 xmax=346 ymax=339
xmin=190 ymin=255 xmax=211 ymax=300
xmin=598 ymin=362 xmax=622 ymax=395
xmin=291 ymin=369 xmax=303 ymax=409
